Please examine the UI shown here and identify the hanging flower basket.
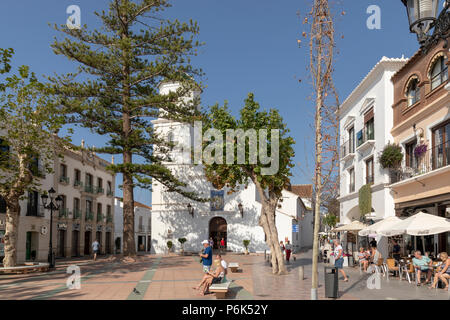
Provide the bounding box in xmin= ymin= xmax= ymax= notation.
xmin=414 ymin=144 xmax=427 ymax=157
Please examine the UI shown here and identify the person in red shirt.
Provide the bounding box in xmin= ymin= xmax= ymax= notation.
xmin=220 ymin=238 xmax=225 ymax=251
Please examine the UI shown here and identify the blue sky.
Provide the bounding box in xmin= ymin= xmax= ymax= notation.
xmin=0 ymin=0 xmax=437 ymax=205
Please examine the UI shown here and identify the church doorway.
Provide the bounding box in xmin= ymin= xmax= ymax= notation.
xmin=209 ymin=217 xmax=227 ymax=250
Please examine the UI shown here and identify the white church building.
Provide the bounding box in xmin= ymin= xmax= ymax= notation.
xmin=150 ymin=82 xmax=313 ymax=254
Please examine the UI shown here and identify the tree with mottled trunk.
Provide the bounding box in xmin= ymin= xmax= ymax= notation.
xmin=0 ymin=49 xmax=68 ymax=267
xmin=49 ymin=0 xmax=204 ymax=257
xmin=201 ymin=94 xmax=295 ymax=275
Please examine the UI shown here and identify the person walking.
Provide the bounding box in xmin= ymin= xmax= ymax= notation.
xmin=285 ymin=240 xmax=292 ymax=263
xmin=199 ymin=240 xmax=213 ymax=273
xmin=333 ymin=239 xmax=348 ymax=282
xmin=209 ymin=237 xmax=214 ymax=249
xmin=92 ymin=239 xmax=100 ymax=261
xmin=220 ymin=238 xmax=225 ymax=252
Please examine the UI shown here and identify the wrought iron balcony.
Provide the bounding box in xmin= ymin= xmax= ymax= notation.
xmin=340 ymin=139 xmax=355 ymax=160
xmin=84 ymin=185 xmax=95 ymax=194
xmin=59 ymin=176 xmax=70 ymax=184
xmin=59 ymin=208 xmax=70 ymax=218
xmin=72 ymin=209 xmax=82 ymax=220
xmin=85 ymin=211 xmax=94 ymax=221
xmin=390 ymin=141 xmax=450 ymax=184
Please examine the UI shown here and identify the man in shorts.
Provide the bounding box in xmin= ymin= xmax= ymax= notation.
xmin=199 ymin=240 xmax=212 ymax=273
xmin=92 ymin=239 xmax=100 ymax=261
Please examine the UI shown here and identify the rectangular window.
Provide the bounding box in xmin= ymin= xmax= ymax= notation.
xmin=349 ymin=168 xmax=355 ymax=193
xmin=366 ymin=157 xmax=374 ymax=185
xmin=405 ymin=139 xmax=418 ymax=169
xmin=432 ymin=120 xmax=450 ymax=170
xmin=348 ymin=127 xmax=355 ymax=154
xmin=27 ymin=191 xmax=39 ymax=216
xmin=0 ymin=196 xmax=6 ymax=213
xmin=60 ymin=164 xmax=67 ymax=178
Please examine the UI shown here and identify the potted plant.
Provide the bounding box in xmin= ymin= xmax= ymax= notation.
xmin=379 ymin=143 xmax=403 ymax=183
xmin=178 ymin=238 xmax=187 ymax=255
xmin=167 ymin=240 xmax=173 ymax=254
xmin=414 ymin=144 xmax=427 ymax=158
xmin=243 ymin=240 xmax=250 ymax=255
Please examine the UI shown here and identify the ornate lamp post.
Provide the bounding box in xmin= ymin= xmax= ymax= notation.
xmin=187 ymin=203 xmax=194 ymax=218
xmin=238 ymin=203 xmax=244 ymax=218
xmin=401 ymin=0 xmax=450 ymax=52
xmin=41 ymin=188 xmax=62 ymax=268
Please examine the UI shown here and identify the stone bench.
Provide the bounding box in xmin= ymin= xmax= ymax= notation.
xmin=0 ymin=262 xmax=50 ymax=274
xmin=209 ymin=281 xmax=232 ymax=299
xmin=228 ymin=262 xmax=239 ymax=273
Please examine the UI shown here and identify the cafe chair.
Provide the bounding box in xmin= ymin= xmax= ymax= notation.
xmin=402 ymin=263 xmax=415 ymax=284
xmin=385 ymin=258 xmax=400 ymax=280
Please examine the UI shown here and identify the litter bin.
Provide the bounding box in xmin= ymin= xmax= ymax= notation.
xmin=324 ymin=266 xmax=338 ymax=298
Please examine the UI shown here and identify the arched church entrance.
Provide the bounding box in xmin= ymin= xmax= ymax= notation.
xmin=209 ymin=217 xmax=227 ymax=250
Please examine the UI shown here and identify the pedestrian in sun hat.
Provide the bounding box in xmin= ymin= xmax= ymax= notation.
xmin=199 ymin=240 xmax=213 ymax=273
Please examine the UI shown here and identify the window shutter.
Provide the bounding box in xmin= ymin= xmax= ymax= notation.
xmin=364 ymin=108 xmax=374 ymax=123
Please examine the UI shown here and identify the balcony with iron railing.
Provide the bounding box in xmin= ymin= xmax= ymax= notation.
xmin=340 ymin=139 xmax=356 ymax=161
xmin=72 ymin=209 xmax=82 ymax=220
xmin=390 ymin=141 xmax=450 ymax=184
xmin=26 ymin=205 xmax=45 ymax=217
xmin=106 ymin=190 xmax=114 ymax=197
xmin=59 ymin=176 xmax=70 ymax=185
xmin=59 ymin=208 xmax=70 ymax=218
xmin=356 ymin=126 xmax=375 ymax=152
xmin=74 ymin=180 xmax=83 ymax=188
xmin=106 ymin=214 xmax=113 ymax=223
xmin=85 ymin=211 xmax=94 ymax=221
xmin=84 ymin=185 xmax=95 ymax=194
xmin=97 ymin=212 xmax=103 ymax=223
xmin=96 ymin=187 xmax=104 ymax=195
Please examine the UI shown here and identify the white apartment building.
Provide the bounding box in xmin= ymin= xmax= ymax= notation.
xmin=150 ymin=81 xmax=313 ymax=254
xmin=337 ymin=57 xmax=407 ymax=256
xmin=0 ymin=141 xmax=115 ymax=264
xmin=114 ymin=198 xmax=151 ymax=254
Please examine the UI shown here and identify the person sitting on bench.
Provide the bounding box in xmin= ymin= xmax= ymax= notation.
xmin=193 ymin=254 xmax=227 ymax=295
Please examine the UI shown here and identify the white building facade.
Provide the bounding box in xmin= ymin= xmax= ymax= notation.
xmin=337 ymin=57 xmax=407 ymax=256
xmin=114 ymin=198 xmax=151 ymax=254
xmin=150 ymin=82 xmax=313 ymax=254
xmin=0 ymin=142 xmax=116 ymax=264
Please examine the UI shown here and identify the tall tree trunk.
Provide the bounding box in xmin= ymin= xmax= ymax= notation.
xmin=3 ymin=198 xmax=20 ymax=267
xmin=255 ymin=182 xmax=287 ymax=275
xmin=120 ymin=0 xmax=136 ymax=257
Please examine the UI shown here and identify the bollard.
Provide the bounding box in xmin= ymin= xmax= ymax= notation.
xmin=298 ymin=266 xmax=305 ymax=280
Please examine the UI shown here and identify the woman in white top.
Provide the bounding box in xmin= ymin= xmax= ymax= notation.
xmin=193 ymin=254 xmax=226 ymax=295
xmin=333 ymin=239 xmax=349 ymax=282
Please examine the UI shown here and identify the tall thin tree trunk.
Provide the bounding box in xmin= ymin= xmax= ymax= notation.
xmin=3 ymin=199 xmax=20 ymax=267
xmin=120 ymin=0 xmax=136 ymax=257
xmin=311 ymin=4 xmax=324 ymax=299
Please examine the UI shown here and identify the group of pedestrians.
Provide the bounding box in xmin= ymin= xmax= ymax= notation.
xmin=279 ymin=240 xmax=294 ymax=263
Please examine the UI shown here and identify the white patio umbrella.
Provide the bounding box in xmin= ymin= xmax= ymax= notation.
xmin=380 ymin=212 xmax=450 ymax=237
xmin=331 ymin=220 xmax=368 ymax=232
xmin=358 ymin=216 xmax=403 ymax=236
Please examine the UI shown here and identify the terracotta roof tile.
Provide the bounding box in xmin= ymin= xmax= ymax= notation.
xmin=288 ymin=184 xmax=313 ymax=199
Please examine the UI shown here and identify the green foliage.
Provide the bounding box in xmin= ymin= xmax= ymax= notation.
xmin=243 ymin=240 xmax=250 ymax=249
xmin=48 ymin=0 xmax=204 ymax=200
xmin=201 ymin=93 xmax=295 ymax=198
xmin=167 ymin=241 xmax=173 ymax=249
xmin=322 ymin=214 xmax=338 ymax=228
xmin=379 ymin=143 xmax=403 ymax=169
xmin=178 ymin=238 xmax=187 ymax=244
xmin=0 ymin=52 xmax=69 ymax=200
xmin=358 ymin=184 xmax=372 ymax=216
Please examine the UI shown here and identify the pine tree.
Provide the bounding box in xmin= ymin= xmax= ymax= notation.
xmin=49 ymin=0 xmax=203 ymax=257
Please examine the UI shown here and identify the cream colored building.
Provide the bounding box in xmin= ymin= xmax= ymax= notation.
xmin=0 ymin=141 xmax=115 ymax=264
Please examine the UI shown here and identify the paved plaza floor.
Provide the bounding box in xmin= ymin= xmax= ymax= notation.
xmin=0 ymin=250 xmax=449 ymax=300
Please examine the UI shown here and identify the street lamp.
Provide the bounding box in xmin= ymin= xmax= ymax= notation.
xmin=41 ymin=187 xmax=62 ymax=268
xmin=401 ymin=0 xmax=450 ymax=51
xmin=187 ymin=203 xmax=194 ymax=218
xmin=238 ymin=203 xmax=244 ymax=218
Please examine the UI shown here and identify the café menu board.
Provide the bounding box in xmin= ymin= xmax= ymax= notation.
xmin=0 ymin=230 xmax=4 ymax=257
